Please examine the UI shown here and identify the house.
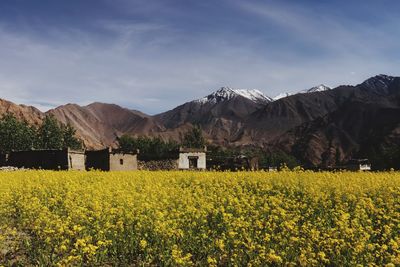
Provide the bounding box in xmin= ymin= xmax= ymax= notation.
xmin=85 ymin=148 xmax=138 ymax=171
xmin=178 ymin=147 xmax=206 ymax=170
xmin=345 ymin=159 xmax=371 ymax=171
xmin=7 ymin=148 xmax=85 ymax=170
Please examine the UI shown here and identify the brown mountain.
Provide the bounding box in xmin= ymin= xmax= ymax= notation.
xmin=272 ymin=75 xmax=400 ymax=167
xmin=0 ymin=74 xmax=399 ymax=169
xmin=242 ymin=88 xmax=347 ymax=144
xmin=47 ymin=102 xmax=164 ymax=148
xmin=0 ymin=98 xmax=44 ymax=125
xmin=154 ymin=87 xmax=272 ymax=145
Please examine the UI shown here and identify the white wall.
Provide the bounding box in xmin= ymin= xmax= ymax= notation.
xmin=178 ymin=152 xmax=206 ymax=170
xmin=68 ymin=153 xmax=85 ymax=171
xmin=109 ymin=154 xmax=137 ymax=171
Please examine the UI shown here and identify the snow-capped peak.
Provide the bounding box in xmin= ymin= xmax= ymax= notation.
xmin=272 ymin=92 xmax=293 ymax=101
xmin=300 ymin=84 xmax=331 ymax=94
xmin=272 ymin=84 xmax=330 ymax=101
xmin=234 ymin=89 xmax=272 ymax=102
xmin=195 ymin=87 xmax=272 ymax=104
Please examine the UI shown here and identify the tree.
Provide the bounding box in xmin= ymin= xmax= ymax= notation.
xmin=118 ymin=134 xmax=138 ymax=153
xmin=38 ymin=115 xmax=82 ymax=150
xmin=0 ymin=113 xmax=38 ymax=152
xmin=117 ymin=135 xmax=179 ymax=161
xmin=38 ymin=115 xmax=64 ymax=149
xmin=62 ymin=123 xmax=83 ymax=150
xmin=260 ymin=151 xmax=300 ymax=169
xmin=182 ymin=125 xmax=205 ymax=148
xmin=0 ymin=113 xmax=83 ymax=152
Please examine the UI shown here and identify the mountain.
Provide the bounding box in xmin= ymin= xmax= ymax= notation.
xmin=0 ymin=98 xmax=44 ymax=125
xmin=154 ymin=87 xmax=272 ymax=145
xmin=156 ymin=87 xmax=271 ymax=125
xmin=244 ymin=85 xmax=342 ymax=145
xmin=195 ymin=87 xmax=272 ymax=104
xmin=299 ymin=84 xmax=331 ymax=94
xmin=47 ymin=102 xmax=164 ymax=148
xmin=0 ymin=74 xmax=399 ymax=169
xmin=272 ymin=84 xmax=330 ymax=100
xmin=272 ymin=92 xmax=292 ymax=101
xmin=358 ymin=74 xmax=396 ymax=95
xmin=272 ymin=75 xmax=400 ymax=167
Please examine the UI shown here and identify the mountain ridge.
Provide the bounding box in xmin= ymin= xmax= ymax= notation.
xmin=0 ymin=74 xmax=399 ymax=168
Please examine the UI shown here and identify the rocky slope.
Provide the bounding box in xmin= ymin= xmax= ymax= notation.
xmin=154 ymin=87 xmax=272 ymax=145
xmin=272 ymin=75 xmax=400 ymax=167
xmin=47 ymin=102 xmax=164 ymax=148
xmin=0 ymin=75 xmax=399 ymax=168
xmin=0 ymin=98 xmax=44 ymax=125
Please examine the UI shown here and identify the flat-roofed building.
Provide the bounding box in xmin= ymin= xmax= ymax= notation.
xmin=85 ymin=148 xmax=138 ymax=171
xmin=178 ymin=147 xmax=206 ymax=170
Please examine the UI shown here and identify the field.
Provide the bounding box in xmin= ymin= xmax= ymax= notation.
xmin=0 ymin=171 xmax=400 ymax=266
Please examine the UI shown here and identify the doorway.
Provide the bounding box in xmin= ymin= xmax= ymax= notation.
xmin=188 ymin=156 xmax=198 ymax=169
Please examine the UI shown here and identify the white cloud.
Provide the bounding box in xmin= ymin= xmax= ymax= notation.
xmin=0 ymin=1 xmax=398 ymax=115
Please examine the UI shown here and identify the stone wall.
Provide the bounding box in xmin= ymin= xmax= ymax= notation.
xmin=138 ymin=160 xmax=178 ymax=171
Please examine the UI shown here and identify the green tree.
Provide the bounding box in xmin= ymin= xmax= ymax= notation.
xmin=38 ymin=115 xmax=82 ymax=150
xmin=118 ymin=134 xmax=139 ymax=153
xmin=0 ymin=113 xmax=38 ymax=152
xmin=117 ymin=135 xmax=179 ymax=161
xmin=62 ymin=123 xmax=83 ymax=150
xmin=38 ymin=115 xmax=64 ymax=149
xmin=182 ymin=125 xmax=205 ymax=149
xmin=260 ymin=151 xmax=300 ymax=169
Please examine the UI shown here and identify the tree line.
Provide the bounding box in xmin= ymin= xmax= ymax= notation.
xmin=117 ymin=125 xmax=299 ymax=169
xmin=0 ymin=113 xmax=303 ymax=169
xmin=117 ymin=125 xmax=206 ymax=161
xmin=0 ymin=113 xmax=82 ymax=153
xmin=206 ymin=145 xmax=299 ymax=170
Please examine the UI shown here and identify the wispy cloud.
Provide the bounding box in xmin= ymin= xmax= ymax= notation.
xmin=236 ymin=0 xmax=398 ymax=57
xmin=0 ymin=1 xmax=398 ymax=113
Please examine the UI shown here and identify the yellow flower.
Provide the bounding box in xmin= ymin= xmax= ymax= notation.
xmin=140 ymin=239 xmax=147 ymax=249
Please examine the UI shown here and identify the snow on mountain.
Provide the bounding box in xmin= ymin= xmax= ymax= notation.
xmin=299 ymin=84 xmax=331 ymax=94
xmin=195 ymin=87 xmax=272 ymax=104
xmin=197 ymin=84 xmax=331 ymax=104
xmin=272 ymin=92 xmax=293 ymax=101
xmin=234 ymin=89 xmax=273 ymax=102
xmin=272 ymin=84 xmax=330 ymax=101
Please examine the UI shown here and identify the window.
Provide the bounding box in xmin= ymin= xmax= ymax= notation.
xmin=120 ymin=159 xmax=124 ymax=165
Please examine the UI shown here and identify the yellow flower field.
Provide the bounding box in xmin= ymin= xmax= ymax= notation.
xmin=0 ymin=170 xmax=400 ymax=266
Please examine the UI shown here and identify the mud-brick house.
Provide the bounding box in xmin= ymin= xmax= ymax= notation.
xmin=85 ymin=148 xmax=138 ymax=171
xmin=178 ymin=147 xmax=206 ymax=170
xmin=7 ymin=148 xmax=85 ymax=170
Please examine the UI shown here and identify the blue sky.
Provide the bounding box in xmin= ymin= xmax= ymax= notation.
xmin=0 ymin=0 xmax=399 ymax=114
